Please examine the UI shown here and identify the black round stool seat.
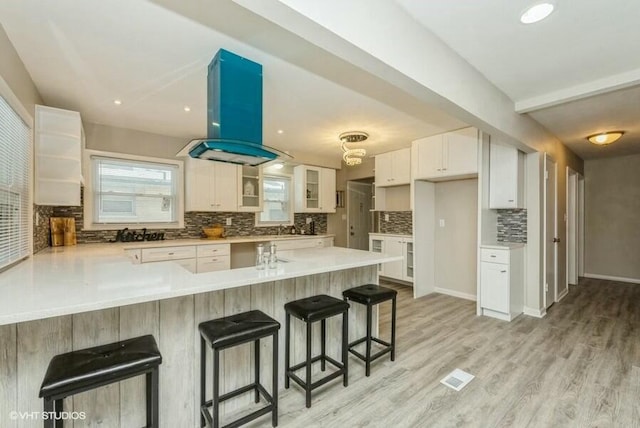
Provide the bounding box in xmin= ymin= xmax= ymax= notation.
xmin=343 ymin=284 xmax=397 ymax=377
xmin=199 ymin=310 xmax=280 ymax=428
xmin=284 ymin=294 xmax=350 ymax=322
xmin=284 ymin=294 xmax=350 ymax=408
xmin=39 ymin=335 xmax=162 ymax=428
xmin=342 ymin=284 xmax=398 ymax=306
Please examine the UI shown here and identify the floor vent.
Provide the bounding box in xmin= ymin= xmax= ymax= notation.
xmin=440 ymin=368 xmax=474 ymax=391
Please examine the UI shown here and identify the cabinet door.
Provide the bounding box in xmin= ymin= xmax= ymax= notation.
xmin=185 ymin=158 xmax=213 ymax=211
xmin=489 ymin=143 xmax=520 ymax=209
xmin=238 ymin=165 xmax=262 ymax=212
xmin=197 ymin=255 xmax=231 ymax=273
xmin=414 ymin=135 xmax=443 ymax=179
xmin=320 ymin=167 xmax=336 ymax=212
xmin=375 ymin=152 xmax=394 ymax=186
xmin=480 ymin=262 xmax=510 ymax=313
xmin=383 ymin=238 xmax=404 ymax=280
xmin=392 ymin=148 xmax=411 ymax=185
xmin=213 ymin=162 xmax=238 ymax=211
xmin=403 ymin=240 xmax=414 ymax=282
xmin=444 ymin=127 xmax=478 ymax=176
xmin=369 ymin=237 xmax=385 ymax=275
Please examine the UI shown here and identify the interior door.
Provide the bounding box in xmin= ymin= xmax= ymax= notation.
xmin=347 ymin=181 xmax=372 ymax=250
xmin=544 ymin=155 xmax=558 ymax=308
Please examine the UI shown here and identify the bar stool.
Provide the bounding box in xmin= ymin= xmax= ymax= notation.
xmin=39 ymin=335 xmax=162 ymax=428
xmin=343 ymin=284 xmax=397 ymax=376
xmin=199 ymin=310 xmax=280 ymax=428
xmin=284 ymin=294 xmax=350 ymax=408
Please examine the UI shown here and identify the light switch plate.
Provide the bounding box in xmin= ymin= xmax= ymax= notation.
xmin=439 ymin=219 xmax=445 ymax=227
xmin=226 ymin=217 xmax=232 ymax=226
xmin=306 ymin=217 xmax=312 ymax=224
xmin=384 ymin=214 xmax=389 ymax=222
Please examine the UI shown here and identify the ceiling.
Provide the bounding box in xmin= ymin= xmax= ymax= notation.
xmin=0 ymin=0 xmax=466 ymax=166
xmin=396 ymin=0 xmax=640 ymax=159
xmin=3 ymin=0 xmax=639 ymax=163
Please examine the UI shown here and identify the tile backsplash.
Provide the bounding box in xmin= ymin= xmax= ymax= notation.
xmin=379 ymin=211 xmax=413 ymax=235
xmin=497 ymin=209 xmax=527 ymax=243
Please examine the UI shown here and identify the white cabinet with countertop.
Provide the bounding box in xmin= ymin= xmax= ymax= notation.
xmin=34 ymin=105 xmax=83 ymax=206
xmin=375 ymin=148 xmax=411 ymax=187
xmin=480 ymin=243 xmax=524 ymax=321
xmin=412 ymin=127 xmax=478 ymax=181
xmin=489 ymin=142 xmax=525 ymax=209
xmin=369 ymin=233 xmax=413 ymax=283
xmin=293 ymin=165 xmax=336 ymax=213
xmin=184 ymin=157 xmax=238 ymax=211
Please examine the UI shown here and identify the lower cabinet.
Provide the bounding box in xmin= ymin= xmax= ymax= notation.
xmin=369 ymin=234 xmax=413 ymax=283
xmin=273 ymin=236 xmax=333 ymax=251
xmin=480 ymin=245 xmax=524 ymax=321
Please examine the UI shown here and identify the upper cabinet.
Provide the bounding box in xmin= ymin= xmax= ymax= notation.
xmin=34 ymin=105 xmax=83 ymax=206
xmin=293 ymin=165 xmax=336 ymax=213
xmin=489 ymin=142 xmax=524 ymax=209
xmin=412 ymin=127 xmax=478 ymax=181
xmin=184 ymin=158 xmax=238 ymax=212
xmin=237 ymin=165 xmax=263 ymax=212
xmin=375 ymin=148 xmax=411 ymax=187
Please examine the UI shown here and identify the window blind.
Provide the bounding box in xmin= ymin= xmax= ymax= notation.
xmin=0 ymin=94 xmax=32 ymax=270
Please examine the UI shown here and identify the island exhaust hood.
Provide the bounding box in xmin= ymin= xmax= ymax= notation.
xmin=177 ymin=49 xmax=289 ymax=166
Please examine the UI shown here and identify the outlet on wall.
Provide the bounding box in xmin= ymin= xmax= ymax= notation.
xmin=384 ymin=213 xmax=390 ymax=222
xmin=226 ymin=217 xmax=232 ymax=226
xmin=306 ymin=217 xmax=312 ymax=224
xmin=439 ymin=219 xmax=445 ymax=227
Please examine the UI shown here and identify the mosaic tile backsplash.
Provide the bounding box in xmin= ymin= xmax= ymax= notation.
xmin=33 ymin=190 xmax=327 ymax=248
xmin=379 ymin=211 xmax=413 ymax=235
xmin=497 ymin=209 xmax=527 ymax=243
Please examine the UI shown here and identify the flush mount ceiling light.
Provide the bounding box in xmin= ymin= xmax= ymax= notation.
xmin=340 ymin=131 xmax=368 ymax=166
xmin=113 ymin=99 xmax=122 ymax=105
xmin=587 ymin=131 xmax=624 ymax=146
xmin=520 ymin=3 xmax=555 ymax=24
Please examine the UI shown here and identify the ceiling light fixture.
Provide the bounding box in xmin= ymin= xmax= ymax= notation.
xmin=184 ymin=106 xmax=191 ymax=112
xmin=277 ymin=129 xmax=284 ymax=134
xmin=520 ymin=3 xmax=555 ymax=24
xmin=272 ymin=162 xmax=284 ymax=170
xmin=340 ymin=131 xmax=368 ymax=166
xmin=113 ymin=99 xmax=122 ymax=105
xmin=587 ymin=131 xmax=624 ymax=146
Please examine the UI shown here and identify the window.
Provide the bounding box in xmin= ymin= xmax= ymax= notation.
xmin=256 ymin=175 xmax=293 ymax=226
xmin=0 ymin=93 xmax=32 ymax=270
xmin=85 ymin=154 xmax=183 ymax=228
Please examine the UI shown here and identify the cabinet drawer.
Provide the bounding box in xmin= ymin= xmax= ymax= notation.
xmin=480 ymin=248 xmax=509 ymax=264
xmin=197 ymin=244 xmax=231 ymax=257
xmin=197 ymin=255 xmax=231 ymax=273
xmin=141 ymin=246 xmax=197 ymax=262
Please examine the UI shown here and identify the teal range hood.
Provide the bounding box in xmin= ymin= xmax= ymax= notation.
xmin=183 ymin=49 xmax=289 ymax=166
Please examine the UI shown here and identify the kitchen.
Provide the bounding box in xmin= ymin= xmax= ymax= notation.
xmin=0 ymin=2 xmax=640 ymax=426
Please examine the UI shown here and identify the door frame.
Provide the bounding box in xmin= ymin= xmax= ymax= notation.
xmin=543 ymin=153 xmax=558 ymax=308
xmin=346 ymin=180 xmax=372 ymax=250
xmin=565 ymin=167 xmax=583 ymax=287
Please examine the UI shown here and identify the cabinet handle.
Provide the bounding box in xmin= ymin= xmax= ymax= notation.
xmin=508 ymin=199 xmax=514 ymax=202
xmin=168 ymin=252 xmax=174 ymax=255
xmin=490 ymin=255 xmax=496 ymax=258
xmin=443 ymin=168 xmax=447 ymax=171
xmin=437 ymin=168 xmax=442 ymax=171
xmin=501 ymin=270 xmax=507 ymax=273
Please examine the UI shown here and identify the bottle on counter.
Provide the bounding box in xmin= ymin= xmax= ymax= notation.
xmin=268 ymin=243 xmax=278 ymax=269
xmin=256 ymin=243 xmax=266 ymax=270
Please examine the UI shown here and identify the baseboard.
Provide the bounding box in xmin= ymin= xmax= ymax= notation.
xmin=557 ymin=288 xmax=569 ymax=302
xmin=523 ymin=306 xmax=547 ymax=318
xmin=584 ymin=273 xmax=640 ymax=285
xmin=434 ymin=287 xmax=477 ymax=301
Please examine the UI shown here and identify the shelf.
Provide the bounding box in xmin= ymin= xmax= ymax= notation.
xmin=243 ymin=175 xmax=259 ymax=179
xmin=242 ymin=194 xmax=259 ymax=198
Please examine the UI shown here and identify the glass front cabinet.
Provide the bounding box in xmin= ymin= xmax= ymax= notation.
xmin=237 ymin=165 xmax=263 ymax=212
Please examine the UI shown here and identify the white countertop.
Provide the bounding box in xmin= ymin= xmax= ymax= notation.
xmin=120 ymin=234 xmax=335 ymax=249
xmin=369 ymin=233 xmax=413 ymax=238
xmin=0 ymin=243 xmax=399 ymax=326
xmin=481 ymin=242 xmax=526 ymax=250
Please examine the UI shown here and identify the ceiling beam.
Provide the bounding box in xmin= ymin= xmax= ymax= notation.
xmin=515 ymin=68 xmax=640 ymax=113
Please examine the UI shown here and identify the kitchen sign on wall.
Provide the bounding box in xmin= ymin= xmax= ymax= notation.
xmin=110 ymin=228 xmax=165 ymax=242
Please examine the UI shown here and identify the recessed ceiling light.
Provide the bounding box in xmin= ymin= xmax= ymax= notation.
xmin=113 ymin=99 xmax=122 ymax=105
xmin=277 ymin=129 xmax=284 ymax=134
xmin=587 ymin=131 xmax=624 ymax=146
xmin=520 ymin=3 xmax=555 ymax=24
xmin=272 ymin=162 xmax=284 ymax=170
xmin=184 ymin=106 xmax=191 ymax=112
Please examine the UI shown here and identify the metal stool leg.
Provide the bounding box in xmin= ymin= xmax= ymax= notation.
xmin=285 ymin=313 xmax=290 ymax=389
xmin=305 ymin=321 xmax=312 ymax=408
xmin=365 ymin=303 xmax=372 ymax=377
xmin=200 ymin=337 xmax=206 ymax=427
xmin=44 ymin=397 xmax=54 ymax=428
xmin=54 ymin=399 xmax=63 ymax=428
xmin=272 ymin=332 xmax=279 ymax=427
xmin=321 ymin=319 xmax=326 ymax=371
xmin=391 ymin=296 xmax=397 ymax=361
xmin=342 ymin=310 xmax=349 ymax=387
xmin=213 ymin=349 xmax=220 ymax=428
xmin=146 ymin=367 xmax=159 ymax=428
xmin=255 ymin=339 xmax=261 ymax=403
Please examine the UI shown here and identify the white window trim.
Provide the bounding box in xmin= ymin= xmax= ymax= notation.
xmin=255 ymin=172 xmax=294 ymax=227
xmin=83 ymin=149 xmax=184 ymax=230
xmin=0 ymin=75 xmax=33 ymax=260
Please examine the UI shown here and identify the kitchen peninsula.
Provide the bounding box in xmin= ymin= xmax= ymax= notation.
xmin=0 ymin=242 xmax=400 ymax=427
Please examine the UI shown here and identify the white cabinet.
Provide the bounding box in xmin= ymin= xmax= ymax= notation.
xmin=237 ymin=165 xmax=263 ymax=212
xmin=185 ymin=158 xmax=238 ymax=212
xmin=294 ymin=165 xmax=336 ymax=213
xmin=272 ymin=236 xmax=334 ymax=251
xmin=131 ymin=243 xmax=232 ymax=273
xmin=489 ymin=142 xmax=524 ymax=209
xmin=195 ymin=243 xmax=230 ymax=273
xmin=375 ymin=148 xmax=411 ymax=187
xmin=369 ymin=234 xmax=413 ymax=283
xmin=34 ymin=105 xmax=83 ymax=206
xmin=480 ymin=245 xmax=524 ymax=321
xmin=412 ymin=127 xmax=478 ymax=181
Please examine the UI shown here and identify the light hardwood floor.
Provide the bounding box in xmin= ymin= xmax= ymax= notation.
xmin=243 ymin=277 xmax=640 ymax=427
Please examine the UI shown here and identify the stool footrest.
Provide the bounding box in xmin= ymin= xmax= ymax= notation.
xmin=287 ymin=355 xmax=345 ymax=391
xmin=348 ymin=336 xmax=391 ymax=349
xmin=349 ymin=347 xmax=392 ymax=363
xmin=201 ymin=383 xmax=275 ymax=428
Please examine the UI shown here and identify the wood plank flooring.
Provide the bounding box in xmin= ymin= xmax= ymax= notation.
xmin=247 ymin=277 xmax=640 ymax=427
